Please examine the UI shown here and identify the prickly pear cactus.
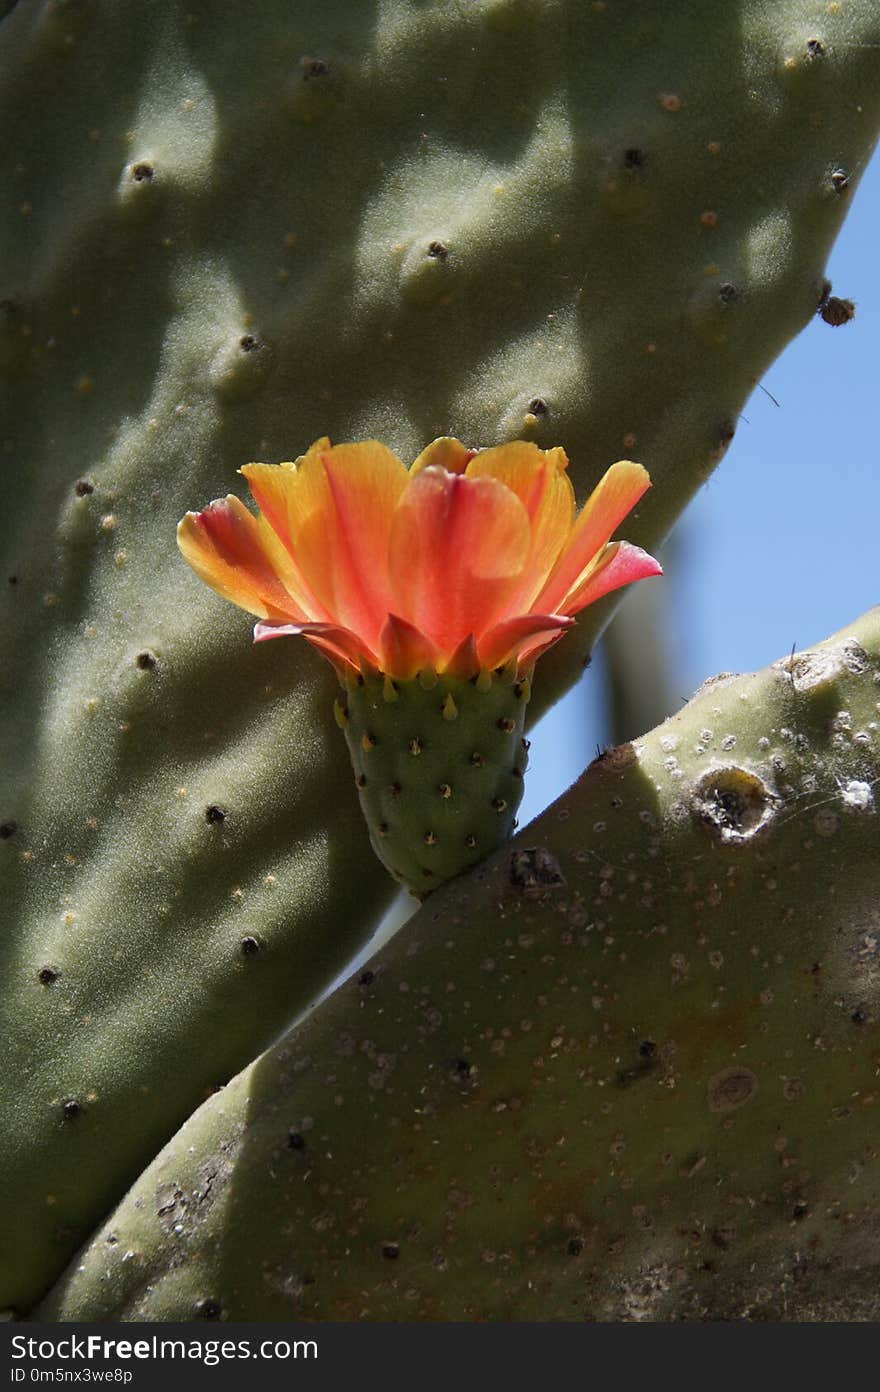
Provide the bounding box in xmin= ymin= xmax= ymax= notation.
xmin=1 ymin=0 xmax=879 ymax=1317
xmin=40 ymin=612 xmax=880 ymax=1321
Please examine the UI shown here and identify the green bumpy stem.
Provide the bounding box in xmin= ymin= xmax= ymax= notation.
xmin=1 ymin=0 xmax=879 ymax=1312
xmin=338 ymin=665 xmax=530 ymax=895
xmin=39 ymin=611 xmax=880 ymax=1322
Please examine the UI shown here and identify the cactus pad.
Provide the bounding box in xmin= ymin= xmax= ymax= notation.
xmin=339 ymin=666 xmax=531 ymax=893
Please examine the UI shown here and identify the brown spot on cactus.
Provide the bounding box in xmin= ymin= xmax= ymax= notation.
xmin=616 ymin=1038 xmax=660 ymax=1088
xmin=708 ymin=1067 xmax=758 ymax=1112
xmin=205 ymin=805 xmax=226 ymax=825
xmin=509 ymin=847 xmax=565 ymax=890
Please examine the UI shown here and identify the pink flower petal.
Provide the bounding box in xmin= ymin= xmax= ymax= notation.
xmin=477 ymin=612 xmax=574 ymax=671
xmin=536 ymin=461 xmax=651 ymax=614
xmin=562 ymin=541 xmax=663 ymax=614
xmin=515 ymin=627 xmax=571 ymax=668
xmin=388 ymin=467 xmax=531 ymax=660
xmin=254 ymin=619 xmax=377 ymax=672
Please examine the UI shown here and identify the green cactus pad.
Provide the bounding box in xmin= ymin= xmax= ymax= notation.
xmin=338 ymin=667 xmax=531 ymax=894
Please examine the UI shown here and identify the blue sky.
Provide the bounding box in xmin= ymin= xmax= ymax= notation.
xmin=522 ymin=142 xmax=880 ymax=825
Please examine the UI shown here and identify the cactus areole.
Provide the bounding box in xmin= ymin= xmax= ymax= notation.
xmin=178 ymin=437 xmax=661 ymax=891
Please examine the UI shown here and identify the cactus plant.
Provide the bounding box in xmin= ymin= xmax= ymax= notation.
xmin=1 ymin=0 xmax=879 ymax=1318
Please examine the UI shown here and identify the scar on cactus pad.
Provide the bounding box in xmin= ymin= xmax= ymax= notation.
xmin=177 ymin=437 xmax=661 ymax=893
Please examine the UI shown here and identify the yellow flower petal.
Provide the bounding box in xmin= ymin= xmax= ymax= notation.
xmin=244 ymin=440 xmax=408 ymax=646
xmin=466 ymin=442 xmax=575 ymax=613
xmin=409 ymin=437 xmax=474 ymax=476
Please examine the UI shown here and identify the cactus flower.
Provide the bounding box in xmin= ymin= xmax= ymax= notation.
xmin=177 ymin=436 xmax=661 ymax=678
xmin=177 ymin=437 xmax=661 ymax=893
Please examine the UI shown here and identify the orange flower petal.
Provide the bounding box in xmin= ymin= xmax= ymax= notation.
xmin=562 ymin=541 xmax=663 ymax=614
xmin=238 ymin=460 xmax=332 ymax=621
xmin=177 ymin=497 xmax=306 ymax=623
xmin=409 ymin=437 xmax=476 ymax=476
xmin=378 ymin=613 xmax=440 ymax=680
xmin=466 ymin=442 xmax=575 ymax=613
xmin=388 ymin=467 xmax=531 ymax=660
xmin=244 ymin=441 xmax=408 ymax=645
xmin=477 ymin=612 xmax=574 ymax=671
xmin=535 ymin=460 xmax=651 ymax=614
